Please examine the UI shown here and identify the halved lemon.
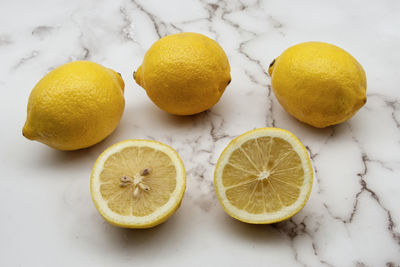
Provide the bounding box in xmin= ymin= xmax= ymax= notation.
xmin=214 ymin=128 xmax=313 ymax=224
xmin=90 ymin=140 xmax=186 ymax=228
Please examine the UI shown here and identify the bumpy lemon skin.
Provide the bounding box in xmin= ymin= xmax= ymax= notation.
xmin=134 ymin=32 xmax=231 ymax=115
xmin=23 ymin=61 xmax=125 ymax=150
xmin=268 ymin=42 xmax=367 ymax=128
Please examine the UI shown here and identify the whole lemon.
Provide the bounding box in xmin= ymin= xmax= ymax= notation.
xmin=134 ymin=32 xmax=231 ymax=115
xmin=23 ymin=61 xmax=125 ymax=150
xmin=268 ymin=42 xmax=367 ymax=128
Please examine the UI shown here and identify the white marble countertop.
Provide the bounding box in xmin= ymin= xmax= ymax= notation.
xmin=1 ymin=0 xmax=400 ymax=266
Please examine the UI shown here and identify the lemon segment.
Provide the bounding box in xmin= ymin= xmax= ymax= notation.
xmin=214 ymin=128 xmax=313 ymax=224
xmin=90 ymin=140 xmax=186 ymax=228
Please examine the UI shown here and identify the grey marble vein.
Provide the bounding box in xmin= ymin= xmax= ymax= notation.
xmin=13 ymin=50 xmax=39 ymax=69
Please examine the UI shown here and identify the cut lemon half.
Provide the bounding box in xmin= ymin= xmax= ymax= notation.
xmin=90 ymin=140 xmax=186 ymax=228
xmin=214 ymin=128 xmax=313 ymax=224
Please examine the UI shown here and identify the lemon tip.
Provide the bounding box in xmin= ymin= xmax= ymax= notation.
xmin=22 ymin=124 xmax=36 ymax=140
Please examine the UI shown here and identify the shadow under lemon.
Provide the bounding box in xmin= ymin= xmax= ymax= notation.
xmin=220 ymin=210 xmax=306 ymax=244
xmin=25 ymin=121 xmax=127 ymax=170
xmin=88 ymin=206 xmax=188 ymax=252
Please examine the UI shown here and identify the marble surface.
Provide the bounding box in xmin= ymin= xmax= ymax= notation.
xmin=1 ymin=0 xmax=400 ymax=266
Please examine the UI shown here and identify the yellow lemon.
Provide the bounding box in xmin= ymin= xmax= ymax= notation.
xmin=90 ymin=140 xmax=186 ymax=228
xmin=23 ymin=61 xmax=125 ymax=150
xmin=214 ymin=128 xmax=313 ymax=224
xmin=268 ymin=42 xmax=367 ymax=128
xmin=134 ymin=32 xmax=231 ymax=115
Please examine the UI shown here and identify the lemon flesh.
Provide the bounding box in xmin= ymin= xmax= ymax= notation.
xmin=90 ymin=140 xmax=186 ymax=228
xmin=268 ymin=42 xmax=367 ymax=128
xmin=23 ymin=61 xmax=125 ymax=150
xmin=214 ymin=128 xmax=313 ymax=224
xmin=134 ymin=32 xmax=231 ymax=115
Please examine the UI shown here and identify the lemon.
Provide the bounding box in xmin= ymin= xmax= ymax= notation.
xmin=23 ymin=61 xmax=125 ymax=150
xmin=268 ymin=42 xmax=367 ymax=128
xmin=90 ymin=140 xmax=186 ymax=228
xmin=214 ymin=128 xmax=313 ymax=224
xmin=134 ymin=32 xmax=231 ymax=115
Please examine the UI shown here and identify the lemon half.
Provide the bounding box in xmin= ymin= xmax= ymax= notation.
xmin=214 ymin=128 xmax=313 ymax=224
xmin=90 ymin=140 xmax=186 ymax=228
